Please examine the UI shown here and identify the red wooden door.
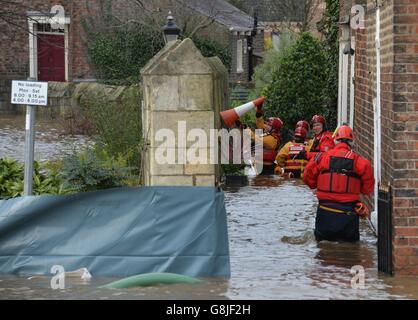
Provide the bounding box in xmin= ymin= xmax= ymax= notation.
xmin=37 ymin=34 xmax=65 ymax=82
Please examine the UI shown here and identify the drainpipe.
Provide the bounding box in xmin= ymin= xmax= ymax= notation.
xmin=339 ymin=15 xmax=351 ymax=125
xmin=247 ymin=9 xmax=258 ymax=82
xmin=372 ymin=2 xmax=382 ymax=232
xmin=349 ymin=36 xmax=356 ymax=128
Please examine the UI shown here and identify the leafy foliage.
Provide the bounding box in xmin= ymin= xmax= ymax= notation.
xmin=221 ymin=164 xmax=246 ymax=176
xmin=265 ymin=33 xmax=330 ymax=141
xmin=60 ymin=147 xmax=137 ymax=193
xmin=249 ymin=29 xmax=297 ymax=101
xmin=317 ymin=0 xmax=340 ymax=126
xmin=191 ymin=36 xmax=232 ymax=70
xmin=80 ymin=85 xmax=143 ymax=170
xmin=0 ymin=158 xmax=68 ymax=199
xmin=0 ymin=149 xmax=140 ymax=199
xmin=86 ymin=27 xmax=165 ymax=85
xmin=84 ymin=25 xmax=232 ymax=84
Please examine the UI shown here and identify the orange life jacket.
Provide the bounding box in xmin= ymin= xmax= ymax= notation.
xmin=284 ymin=143 xmax=308 ymax=173
xmin=317 ymin=150 xmax=361 ymax=195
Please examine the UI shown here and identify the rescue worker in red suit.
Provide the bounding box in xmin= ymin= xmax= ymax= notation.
xmin=305 ymin=115 xmax=335 ymax=160
xmin=303 ymin=125 xmax=375 ymax=242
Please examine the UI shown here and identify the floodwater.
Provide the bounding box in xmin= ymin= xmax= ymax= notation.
xmin=1 ymin=116 xmax=418 ymax=300
xmin=0 ymin=114 xmax=91 ymax=162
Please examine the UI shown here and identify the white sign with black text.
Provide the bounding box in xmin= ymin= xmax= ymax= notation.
xmin=11 ymin=80 xmax=48 ymax=106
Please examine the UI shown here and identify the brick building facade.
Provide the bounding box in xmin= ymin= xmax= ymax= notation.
xmin=0 ymin=0 xmax=99 ymax=113
xmin=0 ymin=0 xmax=263 ymax=110
xmin=339 ymin=0 xmax=418 ymax=275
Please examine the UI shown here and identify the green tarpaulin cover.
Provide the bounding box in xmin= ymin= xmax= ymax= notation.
xmin=0 ymin=187 xmax=230 ymax=278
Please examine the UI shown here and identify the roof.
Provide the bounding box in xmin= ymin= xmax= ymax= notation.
xmin=180 ymin=0 xmax=260 ymax=32
xmin=227 ymin=0 xmax=305 ymax=23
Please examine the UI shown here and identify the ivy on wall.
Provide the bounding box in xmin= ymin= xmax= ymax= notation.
xmin=82 ymin=0 xmax=232 ymax=85
xmin=85 ymin=26 xmax=165 ymax=85
xmin=317 ymin=0 xmax=340 ymax=127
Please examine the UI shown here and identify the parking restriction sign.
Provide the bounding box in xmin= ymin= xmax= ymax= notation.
xmin=11 ymin=80 xmax=48 ymax=106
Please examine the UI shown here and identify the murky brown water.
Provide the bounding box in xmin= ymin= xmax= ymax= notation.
xmin=1 ymin=116 xmax=418 ymax=299
xmin=0 ymin=114 xmax=92 ymax=162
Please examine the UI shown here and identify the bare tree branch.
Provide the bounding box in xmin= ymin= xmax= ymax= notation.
xmin=0 ymin=3 xmax=66 ymax=49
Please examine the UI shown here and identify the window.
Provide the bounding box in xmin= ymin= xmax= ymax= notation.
xmin=237 ymin=39 xmax=243 ymax=73
xmin=272 ymin=32 xmax=280 ymax=51
xmin=36 ymin=23 xmax=64 ymax=33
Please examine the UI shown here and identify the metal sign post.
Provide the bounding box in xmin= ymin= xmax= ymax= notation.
xmin=24 ymin=96 xmax=36 ymax=196
xmin=11 ymin=78 xmax=48 ymax=196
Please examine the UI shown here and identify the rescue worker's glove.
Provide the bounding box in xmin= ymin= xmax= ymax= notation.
xmin=274 ymin=165 xmax=284 ymax=175
xmin=255 ymin=103 xmax=262 ymax=114
xmin=235 ymin=120 xmax=247 ymax=130
xmin=282 ymin=172 xmax=294 ymax=179
xmin=354 ymin=202 xmax=370 ymax=220
xmin=255 ymin=104 xmax=263 ymax=118
xmin=295 ymin=150 xmax=307 ymax=160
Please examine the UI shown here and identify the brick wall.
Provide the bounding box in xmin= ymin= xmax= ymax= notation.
xmin=0 ymin=0 xmax=96 ymax=81
xmin=0 ymin=1 xmax=57 ymax=113
xmin=342 ymin=0 xmax=418 ymax=275
xmin=0 ymin=0 xmax=259 ymax=102
xmin=0 ymin=0 xmax=141 ymax=112
xmin=68 ymin=0 xmax=97 ymax=81
xmin=391 ymin=0 xmax=418 ymax=275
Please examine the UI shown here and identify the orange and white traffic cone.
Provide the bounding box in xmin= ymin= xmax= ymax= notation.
xmin=220 ymin=97 xmax=265 ymax=128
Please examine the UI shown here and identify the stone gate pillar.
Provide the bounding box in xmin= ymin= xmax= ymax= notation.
xmin=140 ymin=38 xmax=228 ymax=186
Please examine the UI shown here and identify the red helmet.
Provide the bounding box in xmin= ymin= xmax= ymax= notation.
xmin=334 ymin=125 xmax=354 ymax=141
xmin=296 ymin=120 xmax=310 ymax=132
xmin=311 ymin=115 xmax=326 ymax=125
xmin=294 ymin=126 xmax=308 ymax=139
xmin=267 ymin=117 xmax=283 ymax=130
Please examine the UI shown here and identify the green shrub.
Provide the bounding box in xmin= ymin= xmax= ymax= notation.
xmin=0 ymin=152 xmax=139 ymax=198
xmin=80 ymin=85 xmax=143 ymax=170
xmin=249 ymin=29 xmax=297 ymax=100
xmin=221 ymin=164 xmax=246 ymax=176
xmin=191 ymin=36 xmax=232 ymax=70
xmin=0 ymin=158 xmax=68 ymax=199
xmin=265 ymin=33 xmax=333 ymax=141
xmin=60 ymin=147 xmax=137 ymax=193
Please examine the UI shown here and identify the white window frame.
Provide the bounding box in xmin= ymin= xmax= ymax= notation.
xmin=236 ymin=39 xmax=244 ymax=73
xmin=349 ymin=36 xmax=356 ymax=128
xmin=27 ymin=12 xmax=70 ymax=81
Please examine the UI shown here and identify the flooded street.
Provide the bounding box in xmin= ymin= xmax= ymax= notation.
xmin=1 ymin=176 xmax=417 ymax=300
xmin=1 ymin=116 xmax=418 ymax=299
xmin=0 ymin=115 xmax=91 ymax=162
xmin=224 ymin=176 xmax=418 ymax=299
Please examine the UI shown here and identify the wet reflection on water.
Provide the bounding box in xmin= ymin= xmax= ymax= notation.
xmin=0 ymin=115 xmax=92 ymax=162
xmin=0 ymin=116 xmax=418 ymax=299
xmin=224 ymin=175 xmax=418 ymax=300
xmin=0 ymin=276 xmax=230 ymax=300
